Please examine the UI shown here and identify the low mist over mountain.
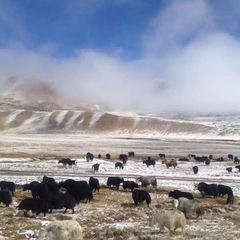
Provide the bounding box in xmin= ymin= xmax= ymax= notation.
xmin=0 ymin=77 xmax=102 ymax=112
xmin=1 ymin=77 xmax=239 ymax=138
xmin=0 ymin=77 xmax=218 ymax=136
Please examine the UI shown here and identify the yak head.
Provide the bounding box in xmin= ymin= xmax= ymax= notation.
xmin=136 ymin=177 xmax=142 ymax=183
xmin=168 ymin=191 xmax=173 ymax=198
xmin=23 ymin=184 xmax=30 ymax=191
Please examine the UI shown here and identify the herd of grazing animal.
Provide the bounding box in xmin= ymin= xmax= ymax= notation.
xmin=58 ymin=151 xmax=178 ymax=174
xmin=188 ymin=153 xmax=240 ymax=174
xmin=0 ymin=175 xmax=150 ymax=217
xmin=5 ymin=176 xmax=95 ymax=216
xmin=194 ymin=182 xmax=234 ymax=204
xmin=0 ymin=151 xmax=237 ymax=236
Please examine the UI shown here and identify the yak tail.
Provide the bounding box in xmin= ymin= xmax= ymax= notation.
xmin=146 ymin=194 xmax=151 ymax=205
xmin=196 ymin=206 xmax=204 ymax=218
xmin=153 ymin=178 xmax=157 ymax=187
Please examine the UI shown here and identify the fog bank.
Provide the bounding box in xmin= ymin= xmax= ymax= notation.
xmin=1 ymin=0 xmax=240 ymax=115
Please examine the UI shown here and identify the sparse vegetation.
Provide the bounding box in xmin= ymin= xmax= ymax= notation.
xmin=0 ymin=136 xmax=240 ymax=239
xmin=0 ymin=185 xmax=238 ymax=239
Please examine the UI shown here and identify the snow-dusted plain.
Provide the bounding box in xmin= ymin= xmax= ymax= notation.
xmin=2 ymin=73 xmax=240 ymax=239
xmin=0 ymin=157 xmax=240 ymax=196
xmin=0 ymin=155 xmax=239 ymax=240
xmin=0 ymin=134 xmax=240 ymax=239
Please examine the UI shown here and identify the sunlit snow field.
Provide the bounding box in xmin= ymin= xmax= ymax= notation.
xmin=0 ymin=157 xmax=239 ymax=195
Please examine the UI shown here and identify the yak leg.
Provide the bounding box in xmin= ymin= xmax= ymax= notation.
xmin=158 ymin=224 xmax=164 ymax=233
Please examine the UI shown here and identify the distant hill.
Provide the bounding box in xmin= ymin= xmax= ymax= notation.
xmin=0 ymin=77 xmax=218 ymax=136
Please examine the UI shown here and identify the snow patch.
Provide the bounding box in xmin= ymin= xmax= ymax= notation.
xmin=55 ymin=111 xmax=68 ymax=125
xmin=109 ymin=222 xmax=140 ymax=230
xmin=1 ymin=157 xmax=240 ymax=195
xmin=65 ymin=111 xmax=83 ymax=129
xmin=89 ymin=112 xmax=104 ymax=128
xmin=5 ymin=110 xmax=23 ymax=124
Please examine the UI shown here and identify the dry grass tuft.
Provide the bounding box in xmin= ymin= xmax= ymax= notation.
xmin=0 ymin=183 xmax=238 ymax=239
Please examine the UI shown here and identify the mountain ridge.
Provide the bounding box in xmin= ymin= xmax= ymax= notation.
xmin=0 ymin=77 xmax=221 ymax=136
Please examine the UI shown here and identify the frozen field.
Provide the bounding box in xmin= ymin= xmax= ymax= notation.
xmin=0 ymin=157 xmax=240 ymax=196
xmin=0 ymin=134 xmax=240 ymax=239
xmin=2 ymin=134 xmax=240 ymax=157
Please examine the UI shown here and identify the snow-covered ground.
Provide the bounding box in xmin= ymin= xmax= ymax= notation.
xmin=181 ymin=114 xmax=240 ymax=138
xmin=0 ymin=157 xmax=240 ymax=196
xmin=2 ymin=79 xmax=240 ymax=239
xmin=0 ymin=136 xmax=240 ymax=239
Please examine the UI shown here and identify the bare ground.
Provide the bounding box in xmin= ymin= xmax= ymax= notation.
xmin=0 ymin=186 xmax=240 ymax=240
xmin=1 ymin=134 xmax=240 ymax=159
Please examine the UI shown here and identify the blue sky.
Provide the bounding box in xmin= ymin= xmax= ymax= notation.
xmin=0 ymin=0 xmax=164 ymax=59
xmin=1 ymin=0 xmax=240 ymax=114
xmin=1 ymin=0 xmax=239 ymax=59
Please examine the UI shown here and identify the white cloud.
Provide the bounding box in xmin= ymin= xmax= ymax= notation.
xmin=142 ymin=0 xmax=213 ymax=58
xmin=1 ymin=0 xmax=240 ymax=115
